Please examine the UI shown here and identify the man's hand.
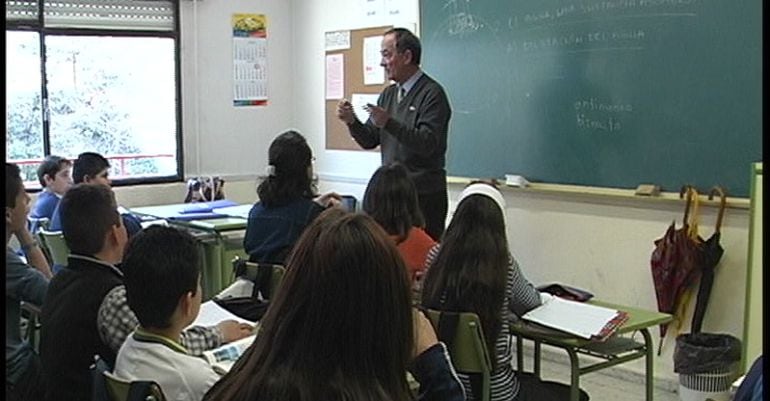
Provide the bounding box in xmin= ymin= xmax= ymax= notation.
xmin=364 ymin=103 xmax=390 ymax=128
xmin=217 ymin=319 xmax=254 ymax=343
xmin=336 ymin=99 xmax=356 ymax=125
xmin=412 ymin=308 xmax=439 ymax=359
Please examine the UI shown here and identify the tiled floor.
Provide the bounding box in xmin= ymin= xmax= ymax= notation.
xmin=516 ymin=345 xmax=680 ymax=401
xmin=535 ymin=360 xmax=680 ymax=401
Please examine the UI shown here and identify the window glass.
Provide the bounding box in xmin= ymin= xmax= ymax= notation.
xmin=6 ymin=31 xmax=44 ymax=185
xmin=45 ymin=35 xmax=178 ymax=179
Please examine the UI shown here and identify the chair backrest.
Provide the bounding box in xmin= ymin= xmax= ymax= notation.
xmin=38 ymin=229 xmax=69 ymax=267
xmin=232 ymin=256 xmax=286 ymax=300
xmin=20 ymin=301 xmax=42 ymax=352
xmin=28 ymin=216 xmax=50 ymax=233
xmin=103 ymin=371 xmax=166 ymax=401
xmin=423 ymin=308 xmax=493 ymax=401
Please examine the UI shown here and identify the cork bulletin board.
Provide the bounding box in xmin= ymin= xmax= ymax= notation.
xmin=324 ymin=26 xmax=391 ymax=151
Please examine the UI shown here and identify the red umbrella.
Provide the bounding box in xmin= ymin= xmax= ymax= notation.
xmin=650 ymin=186 xmax=703 ymax=355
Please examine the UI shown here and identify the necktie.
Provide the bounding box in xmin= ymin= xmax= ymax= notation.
xmin=398 ymin=86 xmax=405 ymax=103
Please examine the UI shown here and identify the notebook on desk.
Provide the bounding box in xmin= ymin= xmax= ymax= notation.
xmin=185 ymin=217 xmax=247 ymax=231
xmin=522 ymin=295 xmax=628 ymax=341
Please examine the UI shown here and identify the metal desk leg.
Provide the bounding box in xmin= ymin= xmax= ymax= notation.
xmin=641 ymin=328 xmax=654 ymax=401
xmin=516 ymin=334 xmax=524 ymax=373
xmin=567 ymin=348 xmax=580 ymax=401
xmin=534 ymin=341 xmax=542 ymax=378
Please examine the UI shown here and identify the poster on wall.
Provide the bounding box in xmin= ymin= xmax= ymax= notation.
xmin=232 ymin=13 xmax=268 ymax=107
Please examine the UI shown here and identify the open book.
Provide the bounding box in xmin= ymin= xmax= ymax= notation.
xmin=202 ymin=334 xmax=257 ymax=375
xmin=522 ymin=295 xmax=628 ymax=341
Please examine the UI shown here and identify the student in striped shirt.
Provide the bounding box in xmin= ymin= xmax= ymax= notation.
xmin=421 ymin=182 xmax=590 ymax=401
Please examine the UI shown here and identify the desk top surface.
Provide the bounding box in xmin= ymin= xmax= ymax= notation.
xmin=130 ymin=201 xmax=249 ymax=229
xmin=511 ymin=299 xmax=672 ymax=345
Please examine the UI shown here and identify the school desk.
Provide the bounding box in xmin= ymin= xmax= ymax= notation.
xmin=131 ymin=203 xmax=249 ymax=299
xmin=511 ymin=300 xmax=673 ymax=401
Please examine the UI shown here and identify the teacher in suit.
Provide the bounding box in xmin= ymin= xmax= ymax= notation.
xmin=337 ymin=27 xmax=452 ymax=241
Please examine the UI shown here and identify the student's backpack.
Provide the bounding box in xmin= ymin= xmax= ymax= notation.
xmin=184 ymin=176 xmax=225 ymax=203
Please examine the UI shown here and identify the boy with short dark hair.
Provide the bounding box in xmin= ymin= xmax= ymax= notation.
xmin=29 ymin=155 xmax=72 ymax=232
xmin=40 ymin=183 xmax=127 ymax=401
xmin=48 ymin=152 xmax=142 ymax=237
xmin=40 ymin=184 xmax=252 ymax=401
xmin=114 ymin=226 xmax=222 ymax=400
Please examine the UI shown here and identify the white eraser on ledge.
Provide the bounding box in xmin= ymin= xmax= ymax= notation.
xmin=505 ymin=174 xmax=530 ymax=187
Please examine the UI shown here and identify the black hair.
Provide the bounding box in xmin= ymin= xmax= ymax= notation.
xmin=5 ymin=163 xmax=23 ymax=208
xmin=72 ymin=152 xmax=110 ymax=184
xmin=384 ymin=27 xmax=422 ymax=65
xmin=122 ymin=225 xmax=201 ymax=329
xmin=37 ymin=155 xmax=72 ymax=187
xmin=256 ymin=130 xmax=314 ymax=207
xmin=421 ymin=191 xmax=509 ymax=367
xmin=203 ymin=209 xmax=414 ymax=401
xmin=362 ymin=162 xmax=425 ymax=243
xmin=60 ymin=183 xmax=120 ymax=255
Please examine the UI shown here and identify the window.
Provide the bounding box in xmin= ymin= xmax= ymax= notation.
xmin=5 ymin=0 xmax=182 ymax=188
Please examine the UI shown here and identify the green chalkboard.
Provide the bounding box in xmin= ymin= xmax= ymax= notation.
xmin=420 ymin=0 xmax=762 ymax=197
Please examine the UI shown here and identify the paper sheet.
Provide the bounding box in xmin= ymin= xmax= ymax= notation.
xmin=350 ymin=93 xmax=381 ymax=124
xmin=522 ymin=296 xmax=620 ymax=339
xmin=190 ymin=300 xmax=255 ymax=328
xmin=212 ymin=204 xmax=253 ymax=219
xmin=363 ymin=36 xmax=385 ymax=85
xmin=325 ymin=30 xmax=350 ymax=51
xmin=325 ymin=54 xmax=344 ymax=100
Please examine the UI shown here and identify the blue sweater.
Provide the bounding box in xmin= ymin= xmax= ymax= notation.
xmin=243 ymin=198 xmax=324 ymax=265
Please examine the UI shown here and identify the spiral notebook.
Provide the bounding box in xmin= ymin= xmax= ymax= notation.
xmin=522 ymin=296 xmax=628 ymax=341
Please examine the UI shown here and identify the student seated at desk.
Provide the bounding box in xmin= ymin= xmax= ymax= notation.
xmin=243 ymin=130 xmax=340 ymax=264
xmin=40 ymin=184 xmax=252 ymax=401
xmin=204 ymin=208 xmax=464 ymax=401
xmin=421 ymin=182 xmax=589 ymax=401
xmin=363 ymin=163 xmax=436 ymax=282
xmin=114 ymin=226 xmax=244 ymax=400
xmin=29 ymin=155 xmax=72 ymax=233
xmin=48 ymin=152 xmax=142 ymax=237
xmin=6 ymin=163 xmax=51 ymax=401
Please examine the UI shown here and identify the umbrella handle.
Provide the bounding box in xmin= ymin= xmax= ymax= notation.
xmin=679 ymin=185 xmax=695 ymax=225
xmin=708 ymin=186 xmax=727 ymax=233
xmin=679 ymin=185 xmax=700 ymax=237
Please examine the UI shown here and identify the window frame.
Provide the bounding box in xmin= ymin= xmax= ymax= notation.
xmin=6 ymin=0 xmax=184 ymax=189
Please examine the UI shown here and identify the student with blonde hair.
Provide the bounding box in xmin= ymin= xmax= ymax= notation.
xmin=205 ymin=208 xmax=464 ymax=401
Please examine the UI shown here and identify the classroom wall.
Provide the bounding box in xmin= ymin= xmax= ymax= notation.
xmin=33 ymin=0 xmax=751 ymax=390
xmin=178 ymin=0 xmax=293 ymax=178
xmin=290 ymin=0 xmax=753 ymax=389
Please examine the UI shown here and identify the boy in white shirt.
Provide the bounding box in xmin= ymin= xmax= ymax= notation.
xmin=114 ymin=226 xmax=247 ymax=400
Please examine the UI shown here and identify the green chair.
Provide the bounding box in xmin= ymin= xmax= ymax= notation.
xmin=103 ymin=370 xmax=167 ymax=401
xmin=231 ymin=256 xmax=286 ymax=300
xmin=27 ymin=216 xmax=49 ymax=232
xmin=38 ymin=229 xmax=69 ymax=268
xmin=19 ymin=301 xmax=42 ymax=352
xmin=423 ymin=309 xmax=493 ymax=401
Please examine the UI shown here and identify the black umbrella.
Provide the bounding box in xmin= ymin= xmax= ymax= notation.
xmin=651 ymin=186 xmax=703 ymax=354
xmin=690 ymin=186 xmax=727 ymax=333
